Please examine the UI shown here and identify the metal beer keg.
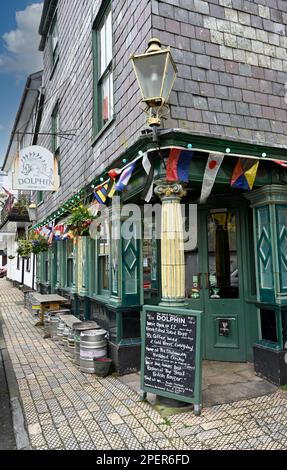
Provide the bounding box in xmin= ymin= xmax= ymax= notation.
xmin=80 ymin=329 xmax=107 ymax=374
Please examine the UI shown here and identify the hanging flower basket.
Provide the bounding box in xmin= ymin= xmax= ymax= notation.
xmin=67 ymin=205 xmax=97 ymax=237
xmin=30 ymin=234 xmax=50 ymax=254
xmin=17 ymin=240 xmax=33 ymax=258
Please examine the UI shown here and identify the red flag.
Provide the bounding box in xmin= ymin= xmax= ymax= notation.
xmin=273 ymin=160 xmax=287 ymax=168
xmin=2 ymin=187 xmax=13 ymax=197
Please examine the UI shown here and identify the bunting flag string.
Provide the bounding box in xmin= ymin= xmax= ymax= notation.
xmin=31 ymin=145 xmax=287 ymax=231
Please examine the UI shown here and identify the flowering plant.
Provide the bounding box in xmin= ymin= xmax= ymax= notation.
xmin=67 ymin=204 xmax=96 ymax=236
xmin=30 ymin=233 xmax=50 ymax=254
xmin=17 ymin=239 xmax=33 ymax=258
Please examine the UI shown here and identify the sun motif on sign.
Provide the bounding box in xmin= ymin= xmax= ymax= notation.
xmin=21 ymin=152 xmax=52 ymax=178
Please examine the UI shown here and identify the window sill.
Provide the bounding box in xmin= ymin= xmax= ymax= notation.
xmin=91 ymin=117 xmax=115 ymax=147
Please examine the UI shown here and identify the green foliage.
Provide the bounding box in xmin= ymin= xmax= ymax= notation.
xmin=17 ymin=239 xmax=32 ymax=258
xmin=14 ymin=194 xmax=30 ymax=215
xmin=67 ymin=204 xmax=96 ymax=236
xmin=30 ymin=233 xmax=50 ymax=254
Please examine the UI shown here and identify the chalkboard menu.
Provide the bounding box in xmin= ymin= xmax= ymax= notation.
xmin=141 ymin=306 xmax=202 ymax=411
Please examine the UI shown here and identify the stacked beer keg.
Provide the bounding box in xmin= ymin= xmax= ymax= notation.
xmin=44 ymin=313 xmax=110 ymax=376
xmin=79 ymin=329 xmax=108 ymax=374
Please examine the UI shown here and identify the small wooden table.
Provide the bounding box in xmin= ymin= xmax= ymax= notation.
xmin=32 ymin=293 xmax=68 ymax=327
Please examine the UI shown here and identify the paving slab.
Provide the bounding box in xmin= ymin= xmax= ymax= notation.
xmin=1 ymin=279 xmax=287 ymax=450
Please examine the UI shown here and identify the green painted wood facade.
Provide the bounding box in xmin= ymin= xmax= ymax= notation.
xmin=36 ymin=133 xmax=287 ymax=368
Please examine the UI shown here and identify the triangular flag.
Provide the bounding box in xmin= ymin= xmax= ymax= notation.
xmin=94 ymin=184 xmax=108 ymax=204
xmin=200 ymin=153 xmax=224 ymax=203
xmin=166 ymin=149 xmax=194 ymax=183
xmin=107 ymin=180 xmax=116 ymax=198
xmin=142 ymin=153 xmax=155 ymax=202
xmin=231 ymin=159 xmax=259 ymax=190
xmin=48 ymin=222 xmax=55 ymax=244
xmin=107 ymin=168 xmax=121 ymax=199
xmin=244 ymin=160 xmax=259 ymax=190
xmin=115 ymin=162 xmax=135 ymax=191
xmin=272 ymin=159 xmax=287 ymax=168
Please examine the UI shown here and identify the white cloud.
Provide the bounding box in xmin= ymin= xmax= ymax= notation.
xmin=0 ymin=3 xmax=43 ymax=76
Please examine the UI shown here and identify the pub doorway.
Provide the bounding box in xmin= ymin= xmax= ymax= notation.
xmin=185 ymin=195 xmax=257 ymax=362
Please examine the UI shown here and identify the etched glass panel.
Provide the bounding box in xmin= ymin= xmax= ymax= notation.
xmin=123 ymin=227 xmax=138 ymax=295
xmin=277 ymin=207 xmax=287 ymax=291
xmin=257 ymin=207 xmax=273 ymax=290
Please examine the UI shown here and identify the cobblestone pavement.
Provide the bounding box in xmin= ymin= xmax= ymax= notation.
xmin=1 ymin=280 xmax=287 ymax=450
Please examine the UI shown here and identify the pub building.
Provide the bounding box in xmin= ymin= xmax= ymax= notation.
xmin=8 ymin=0 xmax=287 ymax=385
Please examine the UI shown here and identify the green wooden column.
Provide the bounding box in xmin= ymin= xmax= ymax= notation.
xmin=246 ymin=185 xmax=287 ymax=352
xmin=80 ymin=237 xmax=89 ymax=296
xmin=110 ymin=203 xmax=122 ymax=306
xmin=50 ymin=243 xmax=57 ymax=294
xmin=36 ymin=253 xmax=41 ymax=288
xmin=55 ymin=241 xmax=61 ymax=290
xmin=71 ymin=238 xmax=78 ymax=295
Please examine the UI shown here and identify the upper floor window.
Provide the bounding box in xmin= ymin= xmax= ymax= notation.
xmin=50 ymin=15 xmax=59 ymax=67
xmin=51 ymin=102 xmax=61 ymax=178
xmin=93 ymin=2 xmax=113 ymax=135
xmin=52 ymin=103 xmax=60 ymax=153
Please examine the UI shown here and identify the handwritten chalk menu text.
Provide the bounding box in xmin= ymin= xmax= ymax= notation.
xmin=144 ymin=311 xmax=197 ymax=399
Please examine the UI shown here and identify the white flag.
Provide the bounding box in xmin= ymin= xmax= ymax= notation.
xmin=142 ymin=153 xmax=154 ymax=202
xmin=200 ymin=153 xmax=224 ymax=204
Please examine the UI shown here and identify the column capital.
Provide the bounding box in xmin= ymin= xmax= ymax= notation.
xmin=155 ymin=179 xmax=187 ymax=202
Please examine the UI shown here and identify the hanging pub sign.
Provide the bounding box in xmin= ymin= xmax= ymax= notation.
xmin=141 ymin=305 xmax=203 ymax=415
xmin=12 ymin=146 xmax=60 ymax=191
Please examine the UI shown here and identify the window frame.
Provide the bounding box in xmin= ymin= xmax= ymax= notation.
xmin=97 ymin=218 xmax=110 ymax=295
xmin=49 ymin=13 xmax=59 ymax=69
xmin=93 ymin=1 xmax=114 ymax=137
xmin=51 ymin=102 xmax=61 ymax=178
xmin=66 ymin=239 xmax=74 ymax=288
xmin=26 ymin=256 xmax=31 ymax=273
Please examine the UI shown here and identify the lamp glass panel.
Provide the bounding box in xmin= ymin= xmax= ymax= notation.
xmin=133 ymin=52 xmax=167 ymax=100
xmin=162 ymin=55 xmax=177 ymax=102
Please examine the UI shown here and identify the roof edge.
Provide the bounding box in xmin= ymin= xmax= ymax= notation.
xmin=2 ymin=70 xmax=43 ymax=172
xmin=38 ymin=0 xmax=58 ymax=51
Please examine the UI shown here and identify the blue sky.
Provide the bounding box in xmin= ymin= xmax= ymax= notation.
xmin=0 ymin=1 xmax=43 ymax=165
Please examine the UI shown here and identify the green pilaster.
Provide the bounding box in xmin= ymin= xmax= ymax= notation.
xmin=55 ymin=242 xmax=61 ymax=289
xmin=110 ymin=203 xmax=122 ymax=306
xmin=71 ymin=240 xmax=78 ymax=294
xmin=50 ymin=243 xmax=57 ymax=293
xmin=246 ymin=185 xmax=287 ymax=305
xmin=80 ymin=237 xmax=89 ymax=296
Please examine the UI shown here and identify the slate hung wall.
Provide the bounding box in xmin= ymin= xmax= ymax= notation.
xmin=37 ymin=0 xmax=287 ymax=220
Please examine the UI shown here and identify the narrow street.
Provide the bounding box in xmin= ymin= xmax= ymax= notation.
xmin=0 ymin=279 xmax=287 ymax=451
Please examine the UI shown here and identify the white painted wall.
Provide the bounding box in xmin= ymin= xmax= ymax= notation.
xmin=6 ymin=236 xmax=36 ymax=288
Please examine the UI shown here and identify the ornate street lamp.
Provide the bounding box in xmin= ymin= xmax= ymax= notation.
xmin=131 ymin=38 xmax=178 ymax=128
